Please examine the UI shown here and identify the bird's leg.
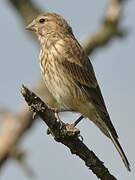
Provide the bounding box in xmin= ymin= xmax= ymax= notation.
xmin=54 ymin=110 xmax=61 ymax=122
xmin=48 ymin=107 xmax=62 ymax=122
xmin=47 ymin=108 xmax=83 ymax=140
xmin=57 ymin=109 xmax=84 ymax=126
xmin=72 ymin=115 xmax=84 ymax=127
xmin=54 ymin=109 xmax=63 ymax=129
xmin=49 ymin=107 xmax=84 ymax=129
xmin=69 ymin=115 xmax=84 ymax=141
xmin=46 ymin=108 xmax=63 ymax=135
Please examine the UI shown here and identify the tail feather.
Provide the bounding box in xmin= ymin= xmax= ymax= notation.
xmin=107 ymin=128 xmax=131 ymax=171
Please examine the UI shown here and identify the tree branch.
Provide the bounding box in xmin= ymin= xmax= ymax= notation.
xmin=83 ymin=0 xmax=127 ymax=55
xmin=21 ymin=85 xmax=117 ymax=180
xmin=0 ymin=108 xmax=33 ymax=165
xmin=8 ymin=0 xmax=42 ymax=24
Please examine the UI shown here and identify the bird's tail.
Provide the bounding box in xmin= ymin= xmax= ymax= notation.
xmin=107 ymin=128 xmax=131 ymax=171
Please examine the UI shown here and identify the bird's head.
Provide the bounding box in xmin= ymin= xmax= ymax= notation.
xmin=26 ymin=13 xmax=73 ymax=37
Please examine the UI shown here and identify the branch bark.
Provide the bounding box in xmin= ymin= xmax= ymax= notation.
xmin=8 ymin=0 xmax=41 ymax=24
xmin=21 ymin=85 xmax=117 ymax=180
xmin=83 ymin=0 xmax=127 ymax=55
xmin=0 ymin=108 xmax=33 ymax=165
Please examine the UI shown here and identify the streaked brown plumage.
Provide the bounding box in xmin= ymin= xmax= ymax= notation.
xmin=26 ymin=12 xmax=130 ymax=171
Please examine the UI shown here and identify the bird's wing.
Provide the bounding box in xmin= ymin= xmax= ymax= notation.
xmin=56 ymin=36 xmax=118 ymax=138
xmin=54 ymin=36 xmax=132 ymax=170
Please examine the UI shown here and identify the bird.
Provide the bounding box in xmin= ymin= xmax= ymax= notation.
xmin=26 ymin=12 xmax=130 ymax=171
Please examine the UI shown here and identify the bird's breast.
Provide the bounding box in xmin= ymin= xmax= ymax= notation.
xmin=39 ymin=45 xmax=87 ymax=110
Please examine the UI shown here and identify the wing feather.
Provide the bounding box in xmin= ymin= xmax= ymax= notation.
xmin=56 ymin=36 xmax=118 ymax=138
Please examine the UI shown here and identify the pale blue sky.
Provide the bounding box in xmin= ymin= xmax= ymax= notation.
xmin=0 ymin=0 xmax=135 ymax=180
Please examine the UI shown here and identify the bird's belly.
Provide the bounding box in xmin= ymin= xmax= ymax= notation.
xmin=43 ymin=69 xmax=86 ymax=110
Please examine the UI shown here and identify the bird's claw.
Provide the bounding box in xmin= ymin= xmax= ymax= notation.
xmin=78 ymin=134 xmax=83 ymax=142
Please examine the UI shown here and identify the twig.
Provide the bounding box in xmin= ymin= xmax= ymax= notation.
xmin=8 ymin=0 xmax=41 ymax=24
xmin=83 ymin=0 xmax=127 ymax=55
xmin=21 ymin=85 xmax=117 ymax=180
xmin=0 ymin=108 xmax=33 ymax=165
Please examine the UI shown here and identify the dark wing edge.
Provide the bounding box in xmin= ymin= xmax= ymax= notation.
xmin=82 ymin=84 xmax=118 ymax=138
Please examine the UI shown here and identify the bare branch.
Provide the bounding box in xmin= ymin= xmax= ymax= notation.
xmin=8 ymin=0 xmax=41 ymax=23
xmin=0 ymin=107 xmax=33 ymax=165
xmin=83 ymin=0 xmax=127 ymax=55
xmin=21 ymin=85 xmax=117 ymax=180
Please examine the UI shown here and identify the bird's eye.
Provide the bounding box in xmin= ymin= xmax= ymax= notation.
xmin=39 ymin=18 xmax=45 ymax=23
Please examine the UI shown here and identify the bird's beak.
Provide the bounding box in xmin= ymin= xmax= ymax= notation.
xmin=26 ymin=21 xmax=36 ymax=32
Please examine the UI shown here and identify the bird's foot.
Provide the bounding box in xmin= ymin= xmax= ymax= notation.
xmin=64 ymin=123 xmax=80 ymax=138
xmin=78 ymin=134 xmax=83 ymax=142
xmin=54 ymin=110 xmax=63 ymax=129
xmin=49 ymin=108 xmax=63 ymax=128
